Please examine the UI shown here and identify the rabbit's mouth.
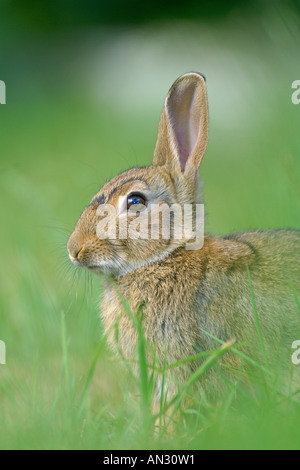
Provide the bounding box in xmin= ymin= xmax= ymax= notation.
xmin=68 ymin=253 xmax=83 ymax=267
xmin=68 ymin=250 xmax=99 ymax=270
xmin=84 ymin=260 xmax=124 ymax=278
xmin=87 ymin=265 xmax=103 ymax=274
xmin=68 ymin=252 xmax=101 ymax=272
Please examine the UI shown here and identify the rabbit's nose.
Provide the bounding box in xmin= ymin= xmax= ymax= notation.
xmin=67 ymin=234 xmax=84 ymax=266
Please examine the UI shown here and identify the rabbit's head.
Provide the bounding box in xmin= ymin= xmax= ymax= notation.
xmin=67 ymin=72 xmax=209 ymax=276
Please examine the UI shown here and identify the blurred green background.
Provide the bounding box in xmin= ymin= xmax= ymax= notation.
xmin=0 ymin=0 xmax=300 ymax=449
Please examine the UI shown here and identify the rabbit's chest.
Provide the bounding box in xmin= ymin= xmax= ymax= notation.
xmin=101 ymin=279 xmax=198 ymax=362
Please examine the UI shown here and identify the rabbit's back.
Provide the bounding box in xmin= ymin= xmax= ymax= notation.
xmin=196 ymin=229 xmax=300 ymax=366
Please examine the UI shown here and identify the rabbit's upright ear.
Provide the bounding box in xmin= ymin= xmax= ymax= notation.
xmin=153 ymin=72 xmax=208 ymax=177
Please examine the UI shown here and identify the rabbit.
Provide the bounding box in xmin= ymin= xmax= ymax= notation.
xmin=67 ymin=72 xmax=300 ymax=414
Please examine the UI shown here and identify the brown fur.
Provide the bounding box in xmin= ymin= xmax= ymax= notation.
xmin=67 ymin=72 xmax=300 ymax=407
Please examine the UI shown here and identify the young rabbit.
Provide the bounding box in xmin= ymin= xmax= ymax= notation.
xmin=67 ymin=72 xmax=300 ymax=409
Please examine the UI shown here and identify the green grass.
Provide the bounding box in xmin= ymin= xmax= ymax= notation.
xmin=1 ymin=277 xmax=300 ymax=450
xmin=1 ymin=9 xmax=300 ymax=449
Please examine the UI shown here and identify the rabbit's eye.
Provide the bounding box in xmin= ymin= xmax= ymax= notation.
xmin=127 ymin=194 xmax=147 ymax=211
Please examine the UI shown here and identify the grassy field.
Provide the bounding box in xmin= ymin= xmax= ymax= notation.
xmin=1 ymin=4 xmax=300 ymax=450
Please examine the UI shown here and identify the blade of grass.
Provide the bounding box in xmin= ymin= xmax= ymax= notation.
xmin=199 ymin=327 xmax=274 ymax=379
xmin=77 ymin=336 xmax=107 ymax=416
xmin=136 ymin=315 xmax=151 ymax=419
xmin=246 ymin=265 xmax=269 ymax=370
xmin=61 ymin=311 xmax=72 ymax=400
xmin=290 ymin=281 xmax=300 ymax=314
xmin=159 ymin=349 xmax=167 ymax=431
xmin=159 ymin=339 xmax=235 ymax=427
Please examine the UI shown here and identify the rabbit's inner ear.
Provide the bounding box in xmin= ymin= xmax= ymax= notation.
xmin=153 ymin=73 xmax=208 ymax=174
xmin=167 ymin=81 xmax=201 ymax=172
